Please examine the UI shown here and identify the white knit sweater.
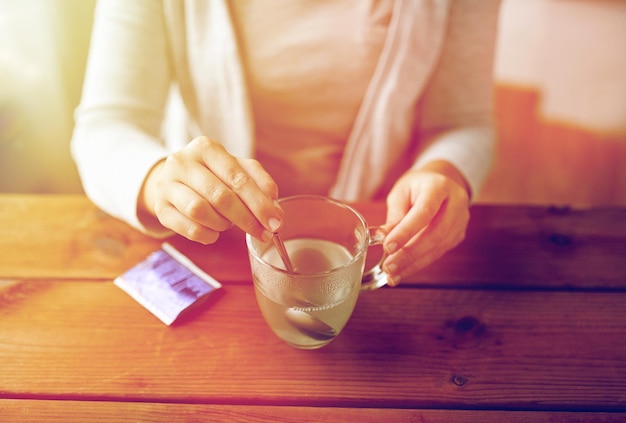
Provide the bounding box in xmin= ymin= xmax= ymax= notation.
xmin=71 ymin=0 xmax=500 ymax=235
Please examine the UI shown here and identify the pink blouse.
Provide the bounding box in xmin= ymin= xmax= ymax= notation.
xmin=230 ymin=0 xmax=393 ymax=197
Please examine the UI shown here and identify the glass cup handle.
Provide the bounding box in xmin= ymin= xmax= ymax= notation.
xmin=361 ymin=226 xmax=389 ymax=291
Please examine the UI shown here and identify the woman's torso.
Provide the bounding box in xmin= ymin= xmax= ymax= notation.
xmin=229 ymin=0 xmax=393 ymax=196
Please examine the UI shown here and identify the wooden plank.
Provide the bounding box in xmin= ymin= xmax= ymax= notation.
xmin=417 ymin=205 xmax=626 ymax=288
xmin=1 ymin=280 xmax=625 ymax=410
xmin=0 ymin=195 xmax=162 ymax=280
xmin=0 ymin=194 xmax=262 ymax=283
xmin=1 ymin=400 xmax=622 ymax=423
xmin=2 ymin=195 xmax=626 ymax=288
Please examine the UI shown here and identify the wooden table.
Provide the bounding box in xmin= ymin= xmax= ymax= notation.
xmin=1 ymin=194 xmax=625 ymax=422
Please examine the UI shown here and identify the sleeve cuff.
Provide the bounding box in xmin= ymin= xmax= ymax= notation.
xmin=413 ymin=126 xmax=495 ymax=203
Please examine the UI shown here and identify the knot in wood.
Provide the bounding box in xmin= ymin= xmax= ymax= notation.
xmin=549 ymin=233 xmax=572 ymax=247
xmin=454 ymin=316 xmax=481 ymax=334
xmin=452 ymin=375 xmax=468 ymax=386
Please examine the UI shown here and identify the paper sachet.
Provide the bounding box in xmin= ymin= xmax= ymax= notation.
xmin=114 ymin=242 xmax=222 ymax=325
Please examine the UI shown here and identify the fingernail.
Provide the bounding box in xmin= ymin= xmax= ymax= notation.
xmin=388 ymin=275 xmax=400 ymax=287
xmin=386 ymin=263 xmax=398 ymax=274
xmin=261 ymin=229 xmax=274 ymax=243
xmin=268 ymin=217 xmax=281 ymax=233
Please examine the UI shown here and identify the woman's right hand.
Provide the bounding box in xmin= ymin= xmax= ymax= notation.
xmin=138 ymin=136 xmax=283 ymax=244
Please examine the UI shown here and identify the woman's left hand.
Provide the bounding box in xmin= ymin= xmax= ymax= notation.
xmin=382 ymin=160 xmax=471 ymax=286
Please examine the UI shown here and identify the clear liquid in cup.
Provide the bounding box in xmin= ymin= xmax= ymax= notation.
xmin=253 ymin=238 xmax=363 ymax=349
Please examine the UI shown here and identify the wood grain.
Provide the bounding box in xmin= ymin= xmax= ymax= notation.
xmin=1 ymin=399 xmax=622 ymax=423
xmin=1 ymin=195 xmax=625 ymax=289
xmin=418 ymin=205 xmax=626 ymax=288
xmin=0 ymin=195 xmax=161 ymax=279
xmin=2 ymin=195 xmax=625 ymax=418
xmin=1 ymin=280 xmax=624 ymax=410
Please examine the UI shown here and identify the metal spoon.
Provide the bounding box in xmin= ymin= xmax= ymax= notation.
xmin=272 ymin=236 xmax=336 ymax=340
xmin=272 ymin=232 xmax=294 ymax=272
xmin=285 ymin=307 xmax=337 ymax=341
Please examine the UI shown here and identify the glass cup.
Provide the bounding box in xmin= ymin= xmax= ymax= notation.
xmin=246 ymin=195 xmax=388 ymax=349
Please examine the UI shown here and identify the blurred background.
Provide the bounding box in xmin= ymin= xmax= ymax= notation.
xmin=1 ymin=0 xmax=625 ymax=206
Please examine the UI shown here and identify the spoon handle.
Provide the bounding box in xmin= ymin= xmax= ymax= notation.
xmin=273 ymin=232 xmax=295 ymax=272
